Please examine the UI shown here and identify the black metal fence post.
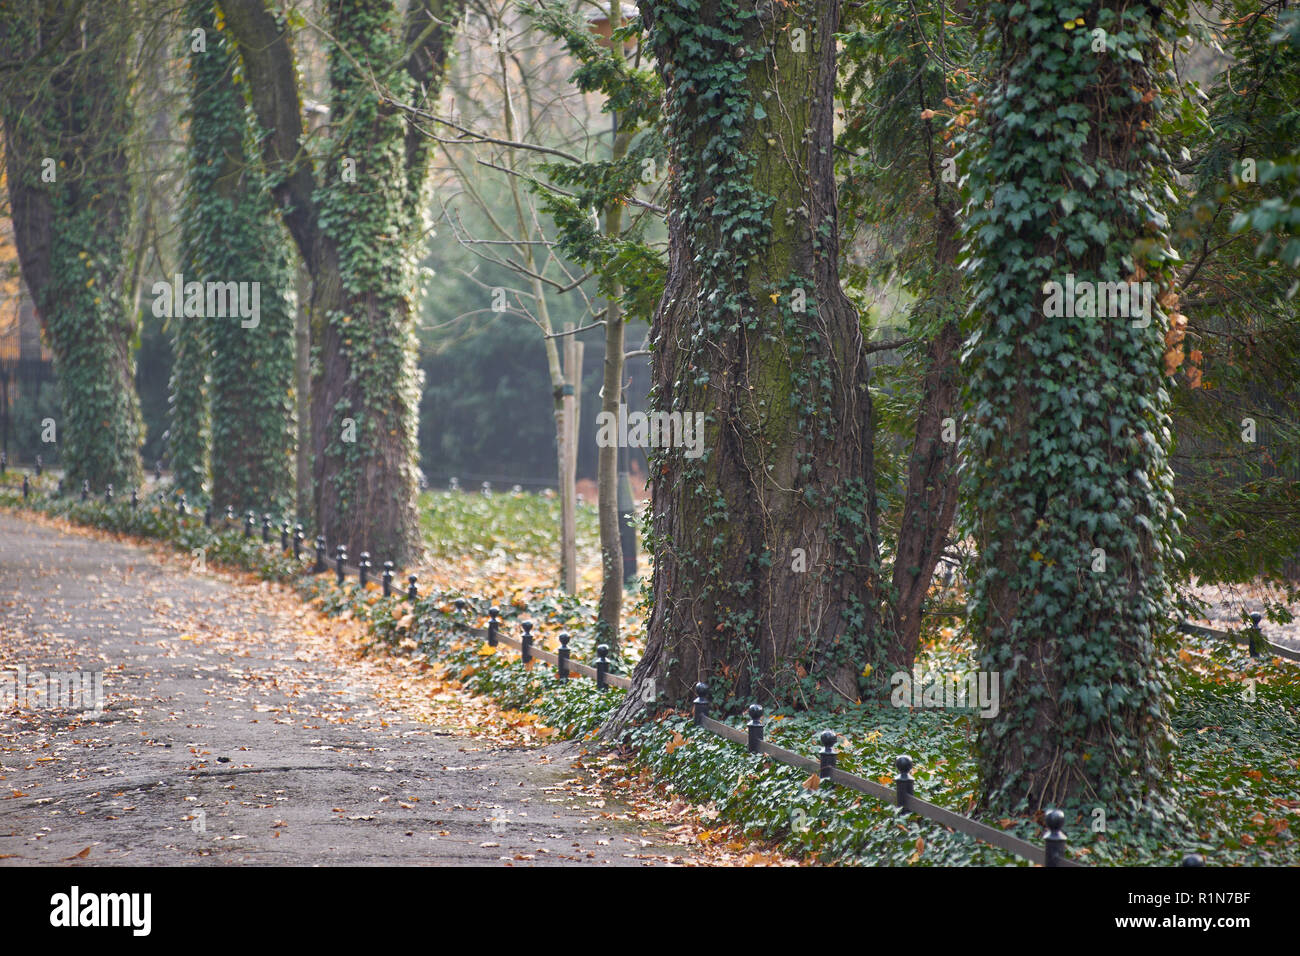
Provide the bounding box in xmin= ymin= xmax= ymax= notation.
xmin=487 ymin=607 xmax=500 ymax=646
xmin=692 ymin=682 xmax=710 ymax=725
xmin=1249 ymin=612 xmax=1263 ymax=657
xmin=819 ymin=731 xmax=837 ymax=785
xmin=204 ymin=505 xmax=213 ymax=528
xmin=335 ymin=545 xmax=347 ymax=586
xmin=314 ymin=536 xmax=326 ymax=573
xmin=104 ymin=484 xmax=113 ymax=503
xmin=226 ymin=504 xmax=235 ymax=525
xmin=244 ymin=511 xmax=254 ymax=538
xmin=359 ymin=552 xmax=370 ymax=588
xmin=280 ymin=521 xmax=290 ymax=552
xmin=131 ymin=488 xmax=139 ymax=510
xmin=294 ymin=525 xmax=304 ymax=560
xmin=520 ymin=621 xmax=533 ymax=663
xmin=895 ymin=755 xmax=914 ymax=808
xmin=557 ymin=633 xmax=570 ymax=678
xmin=407 ymin=574 xmax=418 ymax=601
xmin=261 ymin=513 xmax=271 ymax=543
xmin=178 ymin=494 xmax=187 ymax=517
xmin=747 ymin=705 xmax=764 ymax=753
xmin=382 ymin=561 xmax=393 ymax=597
xmin=80 ymin=479 xmax=89 ymax=501
xmin=22 ymin=475 xmax=29 ymax=500
xmin=1044 ymin=809 xmax=1067 ymax=867
xmin=595 ymin=645 xmax=609 ymax=689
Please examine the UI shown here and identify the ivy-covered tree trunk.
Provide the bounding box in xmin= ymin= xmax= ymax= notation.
xmin=961 ymin=0 xmax=1184 ymax=813
xmin=224 ymin=0 xmax=463 ymax=562
xmin=0 ymin=1 xmax=144 ymax=491
xmin=178 ymin=0 xmax=295 ymax=509
xmin=610 ymin=0 xmax=893 ymax=726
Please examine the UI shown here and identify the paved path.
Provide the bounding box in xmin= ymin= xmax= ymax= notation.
xmin=0 ymin=512 xmax=677 ymax=866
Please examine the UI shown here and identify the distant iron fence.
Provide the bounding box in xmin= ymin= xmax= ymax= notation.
xmin=0 ymin=464 xmax=1280 ymax=867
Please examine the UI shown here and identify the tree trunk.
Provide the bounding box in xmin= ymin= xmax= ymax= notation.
xmin=963 ymin=0 xmax=1180 ymax=812
xmin=609 ymin=0 xmax=893 ymax=729
xmin=295 ymin=262 xmax=312 ymax=521
xmin=0 ymin=0 xmax=144 ymax=492
xmin=890 ymin=201 xmax=963 ymax=662
xmin=223 ymin=0 xmax=464 ymax=563
xmin=596 ymin=0 xmax=628 ymax=650
xmin=185 ymin=0 xmax=295 ymax=514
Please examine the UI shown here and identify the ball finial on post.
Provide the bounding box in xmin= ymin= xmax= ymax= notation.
xmin=747 ymin=704 xmax=764 ymax=754
xmin=692 ymin=682 xmax=710 ymax=725
xmin=1044 ymin=809 xmax=1067 ymax=867
xmin=895 ymin=754 xmax=914 ymax=807
xmin=407 ymin=574 xmax=418 ymax=601
xmin=557 ymin=633 xmax=570 ymax=679
xmin=818 ymin=731 xmax=838 ymax=785
xmin=520 ymin=621 xmax=533 ymax=663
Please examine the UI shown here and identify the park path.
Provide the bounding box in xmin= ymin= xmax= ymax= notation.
xmin=0 ymin=512 xmax=687 ymax=866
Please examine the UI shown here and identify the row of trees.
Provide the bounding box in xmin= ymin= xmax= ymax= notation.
xmin=610 ymin=0 xmax=1300 ymax=818
xmin=1 ymin=0 xmax=463 ymax=563
xmin=3 ymin=0 xmax=1297 ymax=812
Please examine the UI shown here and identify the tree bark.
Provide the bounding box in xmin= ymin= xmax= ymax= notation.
xmin=890 ymin=200 xmax=963 ymax=663
xmin=609 ymin=0 xmax=893 ymax=729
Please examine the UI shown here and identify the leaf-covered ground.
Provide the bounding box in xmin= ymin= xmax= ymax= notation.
xmin=3 ymin=480 xmax=1296 ymax=866
xmin=0 ymin=507 xmax=791 ymax=866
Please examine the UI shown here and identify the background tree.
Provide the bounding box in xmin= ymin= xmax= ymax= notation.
xmin=175 ymin=0 xmax=296 ymax=508
xmin=521 ymin=0 xmax=666 ymax=647
xmin=0 ymin=0 xmax=144 ymax=490
xmin=1166 ymin=0 xmax=1300 ymax=599
xmin=958 ymin=0 xmax=1187 ymax=814
xmin=223 ymin=0 xmax=465 ymax=561
xmin=838 ymin=0 xmax=979 ymax=665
